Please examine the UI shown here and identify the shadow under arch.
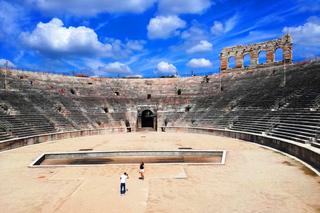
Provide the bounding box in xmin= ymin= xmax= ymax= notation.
xmin=137 ymin=108 xmax=157 ymax=130
xmin=142 ymin=110 xmax=154 ymax=127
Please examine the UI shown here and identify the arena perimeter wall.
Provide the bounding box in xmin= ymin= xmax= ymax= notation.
xmin=1 ymin=126 xmax=319 ymax=171
xmin=0 ymin=127 xmax=131 ymax=151
xmin=162 ymin=126 xmax=320 ymax=171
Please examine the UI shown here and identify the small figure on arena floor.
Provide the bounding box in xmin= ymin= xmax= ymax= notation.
xmin=139 ymin=162 xmax=145 ymax=180
xmin=120 ymin=172 xmax=129 ymax=195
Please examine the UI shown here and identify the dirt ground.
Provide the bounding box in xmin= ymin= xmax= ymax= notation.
xmin=0 ymin=131 xmax=320 ymax=213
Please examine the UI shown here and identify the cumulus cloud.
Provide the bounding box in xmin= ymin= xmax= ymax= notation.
xmin=97 ymin=62 xmax=133 ymax=75
xmin=170 ymin=20 xmax=209 ymax=53
xmin=186 ymin=40 xmax=212 ymax=54
xmin=0 ymin=59 xmax=16 ymax=68
xmin=19 ymin=18 xmax=113 ymax=57
xmin=158 ymin=0 xmax=212 ymax=15
xmin=27 ymin=0 xmax=156 ymax=16
xmin=147 ymin=16 xmax=186 ymax=39
xmin=283 ymin=16 xmax=320 ymax=47
xmin=19 ymin=18 xmax=145 ymax=59
xmin=186 ymin=58 xmax=212 ymax=69
xmin=154 ymin=61 xmax=177 ymax=75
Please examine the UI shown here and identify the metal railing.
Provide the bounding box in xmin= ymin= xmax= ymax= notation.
xmin=228 ymin=115 xmax=238 ymax=128
xmin=272 ymin=97 xmax=286 ymax=110
xmin=266 ymin=116 xmax=280 ymax=133
xmin=293 ymin=55 xmax=320 ymax=63
xmin=0 ymin=121 xmax=13 ymax=134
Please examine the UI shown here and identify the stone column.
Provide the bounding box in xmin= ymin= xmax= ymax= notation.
xmin=266 ymin=51 xmax=275 ymax=63
xmin=250 ymin=52 xmax=258 ymax=66
xmin=137 ymin=116 xmax=141 ymax=129
xmin=235 ymin=54 xmax=244 ymax=68
xmin=153 ymin=116 xmax=157 ymax=130
xmin=220 ymin=56 xmax=228 ymax=70
xmin=283 ymin=45 xmax=293 ymax=64
xmin=282 ymin=34 xmax=293 ymax=64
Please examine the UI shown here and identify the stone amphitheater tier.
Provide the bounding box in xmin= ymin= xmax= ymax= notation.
xmin=0 ymin=59 xmax=320 ymax=170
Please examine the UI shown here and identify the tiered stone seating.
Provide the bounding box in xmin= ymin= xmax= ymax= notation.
xmin=0 ymin=59 xmax=320 ymax=148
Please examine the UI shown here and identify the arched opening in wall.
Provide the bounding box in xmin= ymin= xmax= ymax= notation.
xmin=259 ymin=51 xmax=267 ymax=64
xmin=243 ymin=54 xmax=251 ymax=66
xmin=141 ymin=110 xmax=154 ymax=128
xmin=228 ymin=56 xmax=235 ymax=68
xmin=275 ymin=48 xmax=284 ymax=62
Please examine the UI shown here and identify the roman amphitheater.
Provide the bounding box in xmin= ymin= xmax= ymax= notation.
xmin=1 ymin=35 xmax=320 ymax=212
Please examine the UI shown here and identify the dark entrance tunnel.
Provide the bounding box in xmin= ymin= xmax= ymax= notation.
xmin=141 ymin=110 xmax=154 ymax=128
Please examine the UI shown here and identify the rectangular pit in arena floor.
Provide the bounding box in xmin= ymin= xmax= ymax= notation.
xmin=29 ymin=150 xmax=226 ymax=167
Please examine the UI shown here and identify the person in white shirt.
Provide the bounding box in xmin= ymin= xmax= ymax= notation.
xmin=120 ymin=172 xmax=129 ymax=195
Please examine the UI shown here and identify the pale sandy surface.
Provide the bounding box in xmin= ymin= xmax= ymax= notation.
xmin=0 ymin=132 xmax=320 ymax=213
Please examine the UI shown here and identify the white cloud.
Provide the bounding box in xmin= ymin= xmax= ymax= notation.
xmin=158 ymin=0 xmax=212 ymax=15
xmin=186 ymin=58 xmax=212 ymax=69
xmin=19 ymin=18 xmax=145 ymax=59
xmin=171 ymin=20 xmax=209 ymax=53
xmin=147 ymin=16 xmax=186 ymax=39
xmin=0 ymin=1 xmax=27 ymax=40
xmin=210 ymin=21 xmax=224 ymax=35
xmin=0 ymin=59 xmax=16 ymax=68
xmin=19 ymin=18 xmax=113 ymax=57
xmin=298 ymin=1 xmax=320 ymax=12
xmin=14 ymin=51 xmax=24 ymax=63
xmin=154 ymin=61 xmax=177 ymax=75
xmin=186 ymin=40 xmax=212 ymax=54
xmin=98 ymin=62 xmax=133 ymax=75
xmin=181 ymin=21 xmax=207 ymax=41
xmin=210 ymin=15 xmax=238 ymax=35
xmin=28 ymin=0 xmax=156 ymax=16
xmin=283 ymin=16 xmax=320 ymax=47
xmin=225 ymin=15 xmax=238 ymax=33
xmin=125 ymin=39 xmax=146 ymax=51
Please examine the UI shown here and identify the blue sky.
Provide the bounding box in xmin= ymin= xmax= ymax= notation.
xmin=0 ymin=0 xmax=319 ymax=77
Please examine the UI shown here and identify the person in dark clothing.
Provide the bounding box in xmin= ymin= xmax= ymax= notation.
xmin=139 ymin=162 xmax=145 ymax=180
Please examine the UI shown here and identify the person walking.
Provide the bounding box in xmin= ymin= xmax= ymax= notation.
xmin=120 ymin=172 xmax=129 ymax=195
xmin=139 ymin=162 xmax=145 ymax=180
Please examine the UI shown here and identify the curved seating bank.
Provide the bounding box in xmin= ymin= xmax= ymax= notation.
xmin=0 ymin=58 xmax=320 ymax=171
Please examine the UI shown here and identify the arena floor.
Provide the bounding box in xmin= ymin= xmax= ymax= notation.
xmin=1 ymin=132 xmax=320 ymax=213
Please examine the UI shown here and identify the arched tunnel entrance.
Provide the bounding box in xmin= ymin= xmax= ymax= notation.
xmin=141 ymin=110 xmax=154 ymax=127
xmin=137 ymin=109 xmax=157 ymax=131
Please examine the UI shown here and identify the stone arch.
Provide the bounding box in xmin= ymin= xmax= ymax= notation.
xmin=137 ymin=106 xmax=157 ymax=130
xmin=243 ymin=54 xmax=251 ymax=66
xmin=275 ymin=48 xmax=284 ymax=62
xmin=219 ymin=34 xmax=293 ymax=71
xmin=141 ymin=110 xmax=154 ymax=128
xmin=228 ymin=56 xmax=236 ymax=68
xmin=259 ymin=51 xmax=267 ymax=64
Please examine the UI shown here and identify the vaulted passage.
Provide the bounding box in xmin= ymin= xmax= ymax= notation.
xmin=141 ymin=110 xmax=154 ymax=127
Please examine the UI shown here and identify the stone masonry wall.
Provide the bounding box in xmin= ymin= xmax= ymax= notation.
xmin=219 ymin=34 xmax=293 ymax=71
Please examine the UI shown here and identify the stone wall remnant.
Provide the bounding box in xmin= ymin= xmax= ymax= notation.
xmin=219 ymin=34 xmax=293 ymax=71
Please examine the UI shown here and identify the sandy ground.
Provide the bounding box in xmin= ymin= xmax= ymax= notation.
xmin=0 ymin=131 xmax=320 ymax=213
